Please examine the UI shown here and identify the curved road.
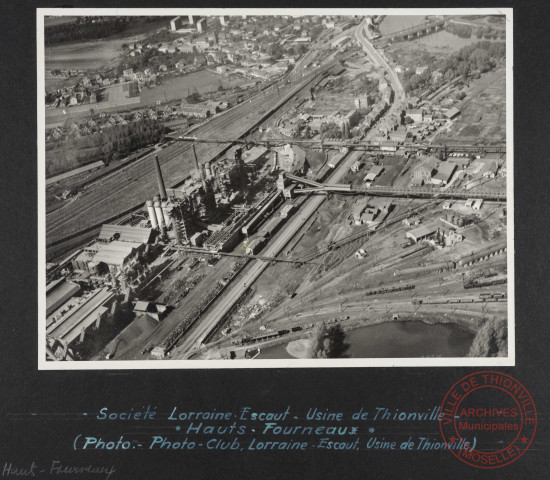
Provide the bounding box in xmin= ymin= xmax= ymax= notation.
xmin=355 ymin=19 xmax=406 ymax=113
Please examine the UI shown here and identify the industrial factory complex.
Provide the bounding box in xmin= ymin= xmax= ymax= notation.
xmin=41 ymin=12 xmax=510 ymax=364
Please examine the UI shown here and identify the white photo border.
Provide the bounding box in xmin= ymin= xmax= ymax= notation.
xmin=37 ymin=7 xmax=514 ymax=369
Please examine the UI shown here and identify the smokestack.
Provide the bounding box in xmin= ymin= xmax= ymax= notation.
xmin=146 ymin=200 xmax=158 ymax=229
xmin=154 ymin=155 xmax=167 ymax=200
xmin=192 ymin=144 xmax=206 ymax=188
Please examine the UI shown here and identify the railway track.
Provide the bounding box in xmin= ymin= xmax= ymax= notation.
xmin=46 ymin=71 xmax=326 ymax=252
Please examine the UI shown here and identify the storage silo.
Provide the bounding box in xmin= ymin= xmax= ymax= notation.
xmin=146 ymin=200 xmax=158 ymax=229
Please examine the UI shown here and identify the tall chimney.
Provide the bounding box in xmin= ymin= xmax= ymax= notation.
xmin=192 ymin=144 xmax=206 ymax=188
xmin=154 ymin=155 xmax=167 ymax=200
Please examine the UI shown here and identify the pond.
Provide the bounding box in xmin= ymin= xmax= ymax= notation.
xmin=379 ymin=15 xmax=502 ymax=51
xmin=257 ymin=321 xmax=474 ymax=359
xmin=379 ymin=15 xmax=427 ymax=36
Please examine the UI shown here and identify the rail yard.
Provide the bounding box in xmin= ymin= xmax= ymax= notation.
xmin=43 ymin=14 xmax=509 ymax=362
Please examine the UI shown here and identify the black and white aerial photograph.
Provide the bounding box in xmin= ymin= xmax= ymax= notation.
xmin=39 ymin=9 xmax=512 ymax=367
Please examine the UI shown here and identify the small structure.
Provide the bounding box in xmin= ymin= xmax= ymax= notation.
xmin=483 ymin=161 xmax=499 ymax=178
xmin=445 ymin=107 xmax=461 ymax=119
xmin=472 ymin=199 xmax=484 ymax=210
xmin=445 ymin=231 xmax=464 ymax=247
xmin=133 ymin=301 xmax=168 ymax=322
xmin=351 ymin=161 xmax=363 ymax=172
xmin=402 ymin=215 xmax=421 ymax=227
xmin=246 ymin=236 xmax=266 ymax=255
xmin=190 ymin=232 xmax=205 ymax=247
xmin=280 ymin=204 xmax=297 ymax=218
xmin=407 ymin=109 xmax=424 ymax=123
xmin=364 ymin=165 xmax=384 ymax=183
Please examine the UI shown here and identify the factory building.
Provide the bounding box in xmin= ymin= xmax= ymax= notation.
xmin=170 ymin=16 xmax=184 ymax=31
xmin=98 ymin=224 xmax=154 ymax=244
xmin=47 ymin=287 xmax=116 ymax=346
xmin=432 ymin=162 xmax=457 ymax=186
xmin=196 ymin=18 xmax=207 ymax=33
xmin=91 ymin=241 xmax=145 ymax=275
xmin=165 ymin=197 xmax=196 ymax=243
xmin=46 ymin=278 xmax=81 ymax=317
xmin=406 ymin=224 xmax=438 ymax=243
xmin=180 ymin=105 xmax=211 ymax=118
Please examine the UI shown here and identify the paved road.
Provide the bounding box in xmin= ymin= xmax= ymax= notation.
xmin=355 ymin=20 xmax=406 ymax=112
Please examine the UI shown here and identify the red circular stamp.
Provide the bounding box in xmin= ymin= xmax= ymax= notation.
xmin=439 ymin=371 xmax=537 ymax=469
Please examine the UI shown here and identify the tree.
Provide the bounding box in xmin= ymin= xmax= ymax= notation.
xmin=468 ymin=317 xmax=507 ymax=357
xmin=309 ymin=323 xmax=350 ymax=358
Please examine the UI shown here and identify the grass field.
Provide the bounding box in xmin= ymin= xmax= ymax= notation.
xmin=434 ymin=68 xmax=506 ymax=144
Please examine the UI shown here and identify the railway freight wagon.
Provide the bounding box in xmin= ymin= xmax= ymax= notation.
xmin=457 ymin=242 xmax=507 ymax=267
xmin=394 ymin=261 xmax=456 ymax=277
xmin=464 ymin=276 xmax=507 ymax=289
xmin=363 ymin=284 xmax=415 ymax=296
xmin=257 ymin=215 xmax=286 ymax=239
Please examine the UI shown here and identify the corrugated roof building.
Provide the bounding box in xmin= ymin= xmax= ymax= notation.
xmin=46 ymin=280 xmax=81 ymax=316
xmin=432 ymin=162 xmax=457 ymax=185
xmin=47 ymin=288 xmax=115 ymax=345
xmin=98 ymin=224 xmax=153 ymax=244
xmin=406 ymin=224 xmax=438 ymax=243
xmin=93 ymin=241 xmax=144 ymax=270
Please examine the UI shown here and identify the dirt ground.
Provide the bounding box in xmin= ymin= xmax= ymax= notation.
xmin=435 ymin=69 xmax=506 ymax=144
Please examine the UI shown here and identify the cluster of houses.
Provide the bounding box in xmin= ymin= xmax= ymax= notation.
xmin=350 ymin=197 xmax=392 ymax=227
xmin=409 ymin=153 xmax=504 ymax=189
xmin=46 ymin=14 xmax=358 ymax=112
xmin=47 ymin=96 xmax=238 ymax=143
xmin=46 ymin=108 xmax=166 ymax=142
